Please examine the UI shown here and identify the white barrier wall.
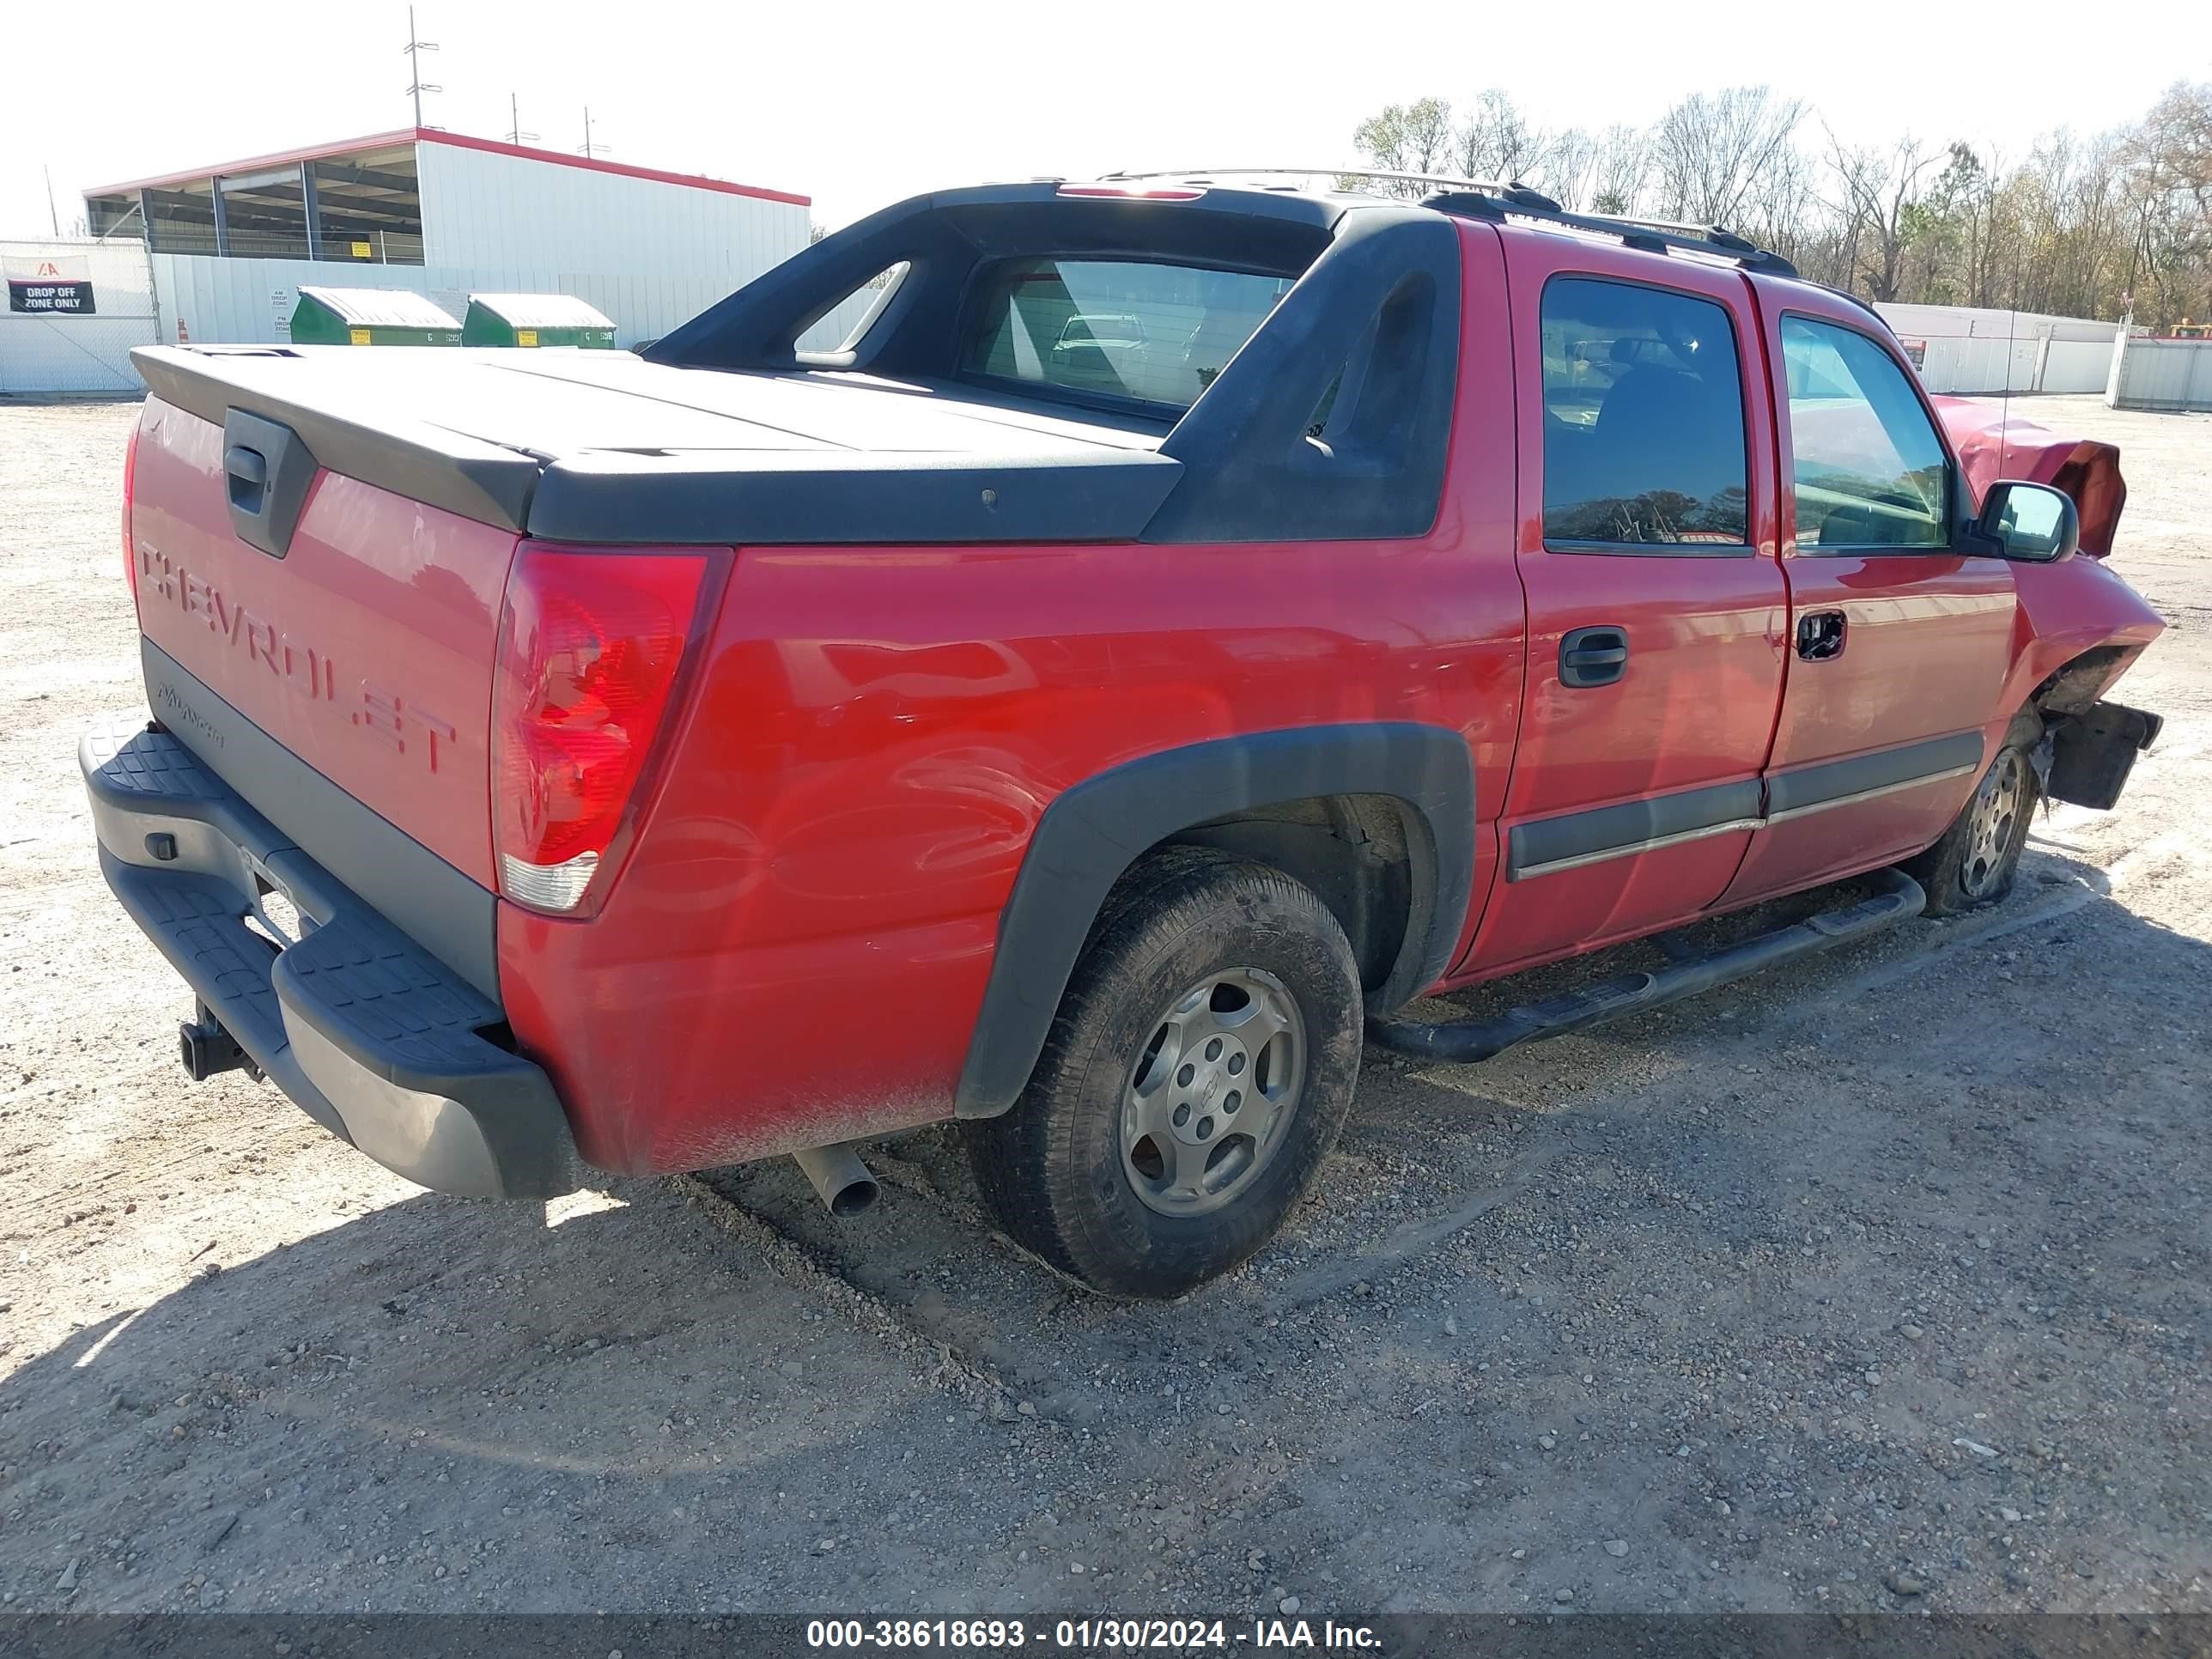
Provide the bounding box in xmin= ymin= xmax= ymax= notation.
xmin=2040 ymin=338 xmax=2118 ymax=395
xmin=2110 ymin=337 xmax=2212 ymax=412
xmin=1875 ymin=304 xmax=2120 ymax=396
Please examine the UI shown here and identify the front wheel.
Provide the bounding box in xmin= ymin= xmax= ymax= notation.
xmin=963 ymin=848 xmax=1364 ymax=1297
xmin=1902 ymin=711 xmax=2041 ymax=915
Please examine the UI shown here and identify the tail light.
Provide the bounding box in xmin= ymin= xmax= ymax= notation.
xmin=121 ymin=422 xmax=141 ymax=603
xmin=490 ymin=542 xmax=715 ymax=916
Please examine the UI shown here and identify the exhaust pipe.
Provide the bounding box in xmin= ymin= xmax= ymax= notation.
xmin=791 ymin=1141 xmax=879 ymax=1218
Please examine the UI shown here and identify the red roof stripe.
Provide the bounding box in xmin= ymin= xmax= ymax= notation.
xmin=83 ymin=130 xmax=420 ymax=197
xmin=83 ymin=126 xmax=809 ymax=208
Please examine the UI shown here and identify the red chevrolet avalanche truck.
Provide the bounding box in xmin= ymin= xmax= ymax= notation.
xmin=86 ymin=174 xmax=2164 ymax=1297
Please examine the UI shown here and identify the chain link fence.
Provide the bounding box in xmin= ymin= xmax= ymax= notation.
xmin=0 ymin=238 xmax=159 ymax=396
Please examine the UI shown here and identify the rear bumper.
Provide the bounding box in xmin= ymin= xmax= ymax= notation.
xmin=82 ymin=713 xmax=580 ymax=1199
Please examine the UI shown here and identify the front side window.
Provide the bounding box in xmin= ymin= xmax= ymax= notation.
xmin=1540 ymin=277 xmax=1749 ymax=549
xmin=963 ymin=258 xmax=1294 ymax=413
xmin=1780 ymin=316 xmax=1952 ymax=550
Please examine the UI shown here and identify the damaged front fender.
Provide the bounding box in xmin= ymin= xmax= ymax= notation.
xmin=1935 ymin=395 xmax=2127 ymax=557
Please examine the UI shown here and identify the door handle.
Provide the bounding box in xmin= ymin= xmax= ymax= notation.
xmin=1559 ymin=625 xmax=1629 ymax=689
xmin=223 ymin=445 xmax=268 ymax=515
xmin=1796 ymin=610 xmax=1847 ymax=662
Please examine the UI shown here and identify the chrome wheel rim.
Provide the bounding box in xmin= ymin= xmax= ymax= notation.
xmin=1121 ymin=967 xmax=1305 ymax=1218
xmin=1961 ymin=749 xmax=2027 ymax=898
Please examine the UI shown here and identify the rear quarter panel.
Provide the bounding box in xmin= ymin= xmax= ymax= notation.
xmin=500 ymin=227 xmax=1528 ymax=1176
xmin=504 ymin=533 xmax=1525 ymax=1175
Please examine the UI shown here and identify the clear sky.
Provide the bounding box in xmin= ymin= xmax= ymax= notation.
xmin=1 ymin=0 xmax=2199 ymax=237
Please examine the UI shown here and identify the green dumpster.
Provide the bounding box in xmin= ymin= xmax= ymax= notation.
xmin=461 ymin=293 xmax=618 ymax=349
xmin=289 ymin=286 xmax=461 ymax=347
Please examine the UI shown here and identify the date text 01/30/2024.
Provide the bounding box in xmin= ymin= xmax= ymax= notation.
xmin=805 ymin=1619 xmax=1383 ymax=1650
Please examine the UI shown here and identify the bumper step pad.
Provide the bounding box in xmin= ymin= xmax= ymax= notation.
xmin=82 ymin=714 xmax=578 ymax=1198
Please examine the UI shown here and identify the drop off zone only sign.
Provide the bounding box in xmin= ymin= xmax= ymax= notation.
xmin=6 ymin=253 xmax=95 ymax=315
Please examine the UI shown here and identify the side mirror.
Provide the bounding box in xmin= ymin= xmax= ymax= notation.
xmin=1973 ymin=480 xmax=2079 ymax=563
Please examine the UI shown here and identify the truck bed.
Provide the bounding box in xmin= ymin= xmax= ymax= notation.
xmin=131 ymin=345 xmax=1186 ymax=546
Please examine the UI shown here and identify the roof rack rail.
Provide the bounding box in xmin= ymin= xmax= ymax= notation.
xmin=1099 ymin=166 xmax=1541 ymax=197
xmin=1427 ymin=189 xmax=1798 ymax=277
xmin=1087 ymin=168 xmax=1799 ymax=276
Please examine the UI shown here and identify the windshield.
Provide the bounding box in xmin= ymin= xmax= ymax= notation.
xmin=963 ymin=258 xmax=1294 ymax=412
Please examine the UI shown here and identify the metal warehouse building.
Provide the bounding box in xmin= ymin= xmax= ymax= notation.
xmin=55 ymin=127 xmax=836 ymax=370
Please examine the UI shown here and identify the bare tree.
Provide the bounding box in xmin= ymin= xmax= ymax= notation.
xmin=1342 ymin=77 xmax=2212 ymax=327
xmin=1540 ymin=128 xmax=1601 ymax=210
xmin=1452 ymin=89 xmax=1547 ymax=184
xmin=2126 ymin=82 xmax=2212 ymax=322
xmin=1526 ymin=123 xmax=1648 ymax=213
xmin=1917 ymin=144 xmax=2006 ymax=307
xmin=1650 ymin=87 xmax=1807 ymax=228
xmin=1587 ymin=125 xmax=1653 ymax=216
xmin=1828 ymin=131 xmax=1941 ymax=301
xmin=1353 ymin=90 xmax=1650 ymax=216
xmin=1350 ymin=98 xmax=1455 ymax=196
xmin=2138 ymin=80 xmax=2212 ymax=213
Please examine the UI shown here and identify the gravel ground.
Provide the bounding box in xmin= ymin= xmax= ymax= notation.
xmin=0 ymin=394 xmax=2206 ymax=1620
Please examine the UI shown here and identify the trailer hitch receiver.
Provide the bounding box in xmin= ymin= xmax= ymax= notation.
xmin=179 ymin=1001 xmax=262 ymax=1084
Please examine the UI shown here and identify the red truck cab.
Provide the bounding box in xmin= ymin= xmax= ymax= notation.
xmin=88 ymin=175 xmax=2164 ymax=1296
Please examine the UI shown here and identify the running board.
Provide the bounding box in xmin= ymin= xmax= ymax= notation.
xmin=1368 ymin=868 xmax=1926 ymax=1064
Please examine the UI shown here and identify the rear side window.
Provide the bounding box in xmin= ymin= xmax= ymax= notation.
xmin=1541 ymin=277 xmax=1749 ymax=549
xmin=1780 ymin=316 xmax=1951 ymax=550
xmin=963 ymin=258 xmax=1294 ymax=413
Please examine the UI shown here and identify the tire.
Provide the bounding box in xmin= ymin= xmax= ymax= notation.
xmin=963 ymin=847 xmax=1364 ymax=1298
xmin=1902 ymin=709 xmax=2042 ymax=917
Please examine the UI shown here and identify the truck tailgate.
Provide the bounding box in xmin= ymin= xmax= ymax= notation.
xmin=131 ymin=393 xmax=514 ymax=888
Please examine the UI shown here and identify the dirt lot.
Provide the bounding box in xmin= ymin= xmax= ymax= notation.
xmin=0 ymin=394 xmax=2207 ymax=1621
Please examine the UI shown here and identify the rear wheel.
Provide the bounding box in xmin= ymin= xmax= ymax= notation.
xmin=963 ymin=848 xmax=1363 ymax=1297
xmin=1903 ymin=711 xmax=2041 ymax=916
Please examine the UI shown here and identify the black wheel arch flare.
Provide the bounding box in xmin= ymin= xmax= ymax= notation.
xmin=955 ymin=723 xmax=1475 ymax=1119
